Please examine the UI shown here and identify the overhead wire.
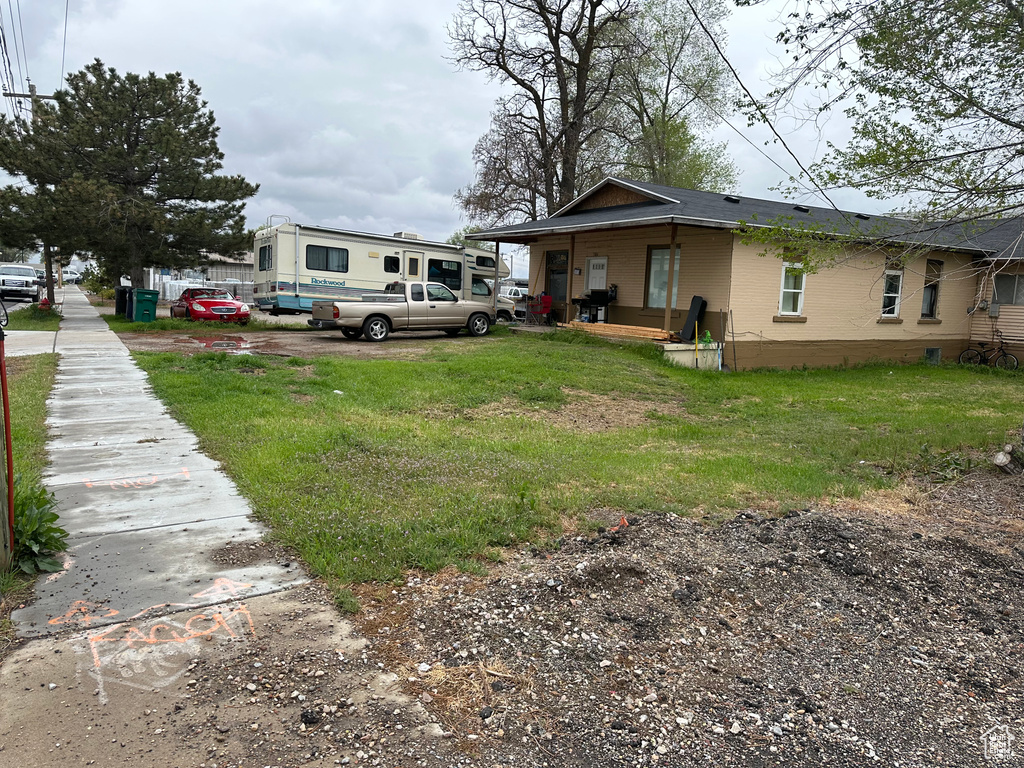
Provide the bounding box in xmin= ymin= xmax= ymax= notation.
xmin=60 ymin=0 xmax=69 ymax=87
xmin=681 ymin=0 xmax=851 ymax=220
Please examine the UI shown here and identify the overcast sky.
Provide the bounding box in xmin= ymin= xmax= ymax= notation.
xmin=4 ymin=1 xmax=874 ymax=248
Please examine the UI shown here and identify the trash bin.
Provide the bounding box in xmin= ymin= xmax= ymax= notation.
xmin=124 ymin=288 xmax=135 ymax=320
xmin=114 ymin=286 xmax=130 ymax=316
xmin=132 ymin=289 xmax=160 ymax=323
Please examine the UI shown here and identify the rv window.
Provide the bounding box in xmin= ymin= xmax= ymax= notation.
xmin=384 ymin=255 xmax=400 ymax=273
xmin=411 ymin=284 xmax=425 ymax=302
xmin=471 ymin=276 xmax=491 ymax=297
xmin=258 ymin=244 xmax=272 ymax=271
xmin=476 ymin=255 xmax=496 ymax=269
xmin=306 ymin=245 xmax=349 ymax=273
xmin=427 ymin=258 xmax=462 ymax=290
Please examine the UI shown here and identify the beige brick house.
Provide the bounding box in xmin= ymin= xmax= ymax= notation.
xmin=470 ymin=178 xmax=1024 ymax=369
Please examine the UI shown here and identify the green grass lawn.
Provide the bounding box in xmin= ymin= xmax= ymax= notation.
xmin=7 ymin=353 xmax=57 ymax=478
xmin=134 ymin=332 xmax=1024 ymax=586
xmin=5 ymin=305 xmax=61 ymax=332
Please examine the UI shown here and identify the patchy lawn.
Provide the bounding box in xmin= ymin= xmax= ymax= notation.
xmin=133 ymin=332 xmax=1024 ymax=586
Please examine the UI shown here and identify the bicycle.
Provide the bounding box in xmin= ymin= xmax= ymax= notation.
xmin=959 ymin=331 xmax=1019 ymax=370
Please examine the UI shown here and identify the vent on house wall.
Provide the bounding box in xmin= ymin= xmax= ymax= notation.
xmin=723 ymin=195 xmax=741 ymax=203
xmin=793 ymin=205 xmax=810 ymax=213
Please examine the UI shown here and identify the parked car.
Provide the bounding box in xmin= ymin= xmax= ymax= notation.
xmin=0 ymin=264 xmax=42 ymax=302
xmin=62 ymin=268 xmax=83 ymax=284
xmin=169 ymin=287 xmax=251 ymax=323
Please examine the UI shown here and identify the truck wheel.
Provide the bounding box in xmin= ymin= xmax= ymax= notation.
xmin=468 ymin=313 xmax=491 ymax=337
xmin=497 ymin=310 xmax=512 ymax=323
xmin=362 ymin=316 xmax=390 ymax=342
xmin=341 ymin=328 xmax=362 ymax=340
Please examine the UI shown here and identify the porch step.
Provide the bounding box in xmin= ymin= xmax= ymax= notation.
xmin=566 ymin=321 xmax=679 ymax=342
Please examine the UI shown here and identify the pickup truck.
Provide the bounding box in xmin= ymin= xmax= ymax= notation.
xmin=309 ymin=281 xmax=495 ymax=341
xmin=0 ymin=264 xmax=42 ymax=302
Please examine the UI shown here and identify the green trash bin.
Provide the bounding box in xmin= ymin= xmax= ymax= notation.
xmin=132 ymin=289 xmax=160 ymax=323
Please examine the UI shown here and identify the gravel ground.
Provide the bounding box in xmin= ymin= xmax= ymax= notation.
xmin=362 ymin=480 xmax=1024 ymax=768
xmin=163 ymin=472 xmax=1024 ymax=768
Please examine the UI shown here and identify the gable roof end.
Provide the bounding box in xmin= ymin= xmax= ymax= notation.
xmin=550 ymin=177 xmax=680 ymax=218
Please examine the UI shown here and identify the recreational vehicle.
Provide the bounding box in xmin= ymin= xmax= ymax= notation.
xmin=252 ymin=222 xmax=513 ymax=318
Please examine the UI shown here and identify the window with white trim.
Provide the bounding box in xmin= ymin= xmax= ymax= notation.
xmin=778 ymin=263 xmax=805 ymax=315
xmin=881 ymin=269 xmax=903 ymax=317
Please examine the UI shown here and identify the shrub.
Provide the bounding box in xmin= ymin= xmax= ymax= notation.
xmin=12 ymin=475 xmax=67 ymax=574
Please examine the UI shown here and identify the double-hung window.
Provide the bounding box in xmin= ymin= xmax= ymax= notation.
xmin=881 ymin=269 xmax=903 ymax=317
xmin=778 ymin=262 xmax=805 ymax=316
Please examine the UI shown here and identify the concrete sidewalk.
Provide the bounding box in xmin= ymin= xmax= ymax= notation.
xmin=12 ymin=286 xmax=305 ymax=637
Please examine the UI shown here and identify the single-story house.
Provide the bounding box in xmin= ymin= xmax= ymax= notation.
xmin=468 ymin=177 xmax=1024 ymax=369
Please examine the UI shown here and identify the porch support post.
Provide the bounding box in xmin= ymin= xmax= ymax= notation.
xmin=663 ymin=223 xmax=678 ymax=333
xmin=566 ymin=234 xmax=576 ymax=324
xmin=493 ymin=240 xmax=501 ymax=316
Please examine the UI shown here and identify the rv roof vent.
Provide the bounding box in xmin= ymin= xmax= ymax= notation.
xmin=855 ymin=213 xmax=870 ymax=220
xmin=723 ymin=195 xmax=741 ymax=204
xmin=793 ymin=205 xmax=810 ymax=213
xmin=393 ymin=231 xmax=423 ymax=240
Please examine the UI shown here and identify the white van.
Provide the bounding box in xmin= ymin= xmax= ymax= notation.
xmin=253 ymin=222 xmax=515 ymax=320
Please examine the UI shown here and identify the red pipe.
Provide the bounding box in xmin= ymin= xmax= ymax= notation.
xmin=0 ymin=331 xmax=14 ymax=562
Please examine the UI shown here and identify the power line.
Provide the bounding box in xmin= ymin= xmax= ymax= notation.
xmin=6 ymin=0 xmax=24 ymax=95
xmin=681 ymin=0 xmax=852 ymax=222
xmin=60 ymin=0 xmax=69 ymax=86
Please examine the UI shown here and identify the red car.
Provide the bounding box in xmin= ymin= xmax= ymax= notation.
xmin=169 ymin=288 xmax=251 ymax=323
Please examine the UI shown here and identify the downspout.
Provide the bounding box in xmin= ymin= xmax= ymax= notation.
xmin=663 ymin=224 xmax=679 ymax=333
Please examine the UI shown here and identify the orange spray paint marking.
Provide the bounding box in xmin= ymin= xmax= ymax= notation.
xmin=48 ymin=600 xmax=120 ymax=626
xmin=192 ymin=577 xmax=253 ymax=600
xmin=87 ymin=604 xmax=254 ymax=669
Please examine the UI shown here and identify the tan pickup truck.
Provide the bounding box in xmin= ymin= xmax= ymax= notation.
xmin=309 ymin=281 xmax=495 ymax=341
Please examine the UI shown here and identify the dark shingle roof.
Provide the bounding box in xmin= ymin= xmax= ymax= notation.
xmin=468 ymin=178 xmax=1024 ymax=259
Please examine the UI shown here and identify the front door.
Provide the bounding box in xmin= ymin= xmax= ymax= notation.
xmin=545 ymin=250 xmax=569 ymax=322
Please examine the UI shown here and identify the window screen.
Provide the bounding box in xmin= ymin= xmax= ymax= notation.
xmin=384 ymin=255 xmax=400 ymax=273
xmin=306 ymin=245 xmax=349 ymax=273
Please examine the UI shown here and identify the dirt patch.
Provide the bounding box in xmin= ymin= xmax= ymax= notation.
xmin=468 ymin=388 xmax=684 ymax=432
xmin=117 ymin=329 xmax=500 ymax=359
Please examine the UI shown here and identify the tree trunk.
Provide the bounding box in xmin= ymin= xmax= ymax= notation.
xmin=43 ymin=243 xmax=55 ymax=304
xmin=128 ymin=242 xmax=146 ymax=288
